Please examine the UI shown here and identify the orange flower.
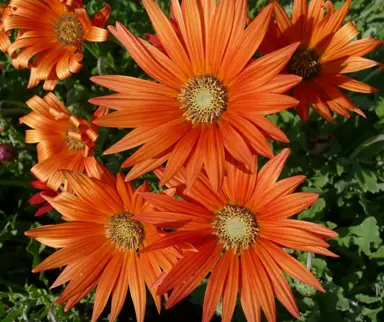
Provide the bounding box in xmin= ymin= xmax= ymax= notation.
xmin=262 ymin=0 xmax=382 ymax=122
xmin=19 ymin=93 xmax=107 ymax=189
xmin=90 ymin=0 xmax=301 ymax=191
xmin=4 ymin=0 xmax=110 ymax=90
xmin=136 ymin=149 xmax=338 ymax=322
xmin=0 ymin=3 xmax=10 ymax=53
xmin=25 ymin=170 xmax=181 ymax=322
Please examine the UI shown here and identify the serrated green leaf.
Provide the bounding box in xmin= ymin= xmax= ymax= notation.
xmin=349 ymin=217 xmax=382 ymax=256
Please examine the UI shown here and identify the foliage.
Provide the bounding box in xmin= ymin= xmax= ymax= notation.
xmin=0 ymin=0 xmax=383 ymax=321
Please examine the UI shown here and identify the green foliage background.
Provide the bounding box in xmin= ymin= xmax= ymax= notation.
xmin=0 ymin=0 xmax=383 ymax=321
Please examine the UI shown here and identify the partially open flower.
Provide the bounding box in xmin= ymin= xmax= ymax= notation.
xmin=0 ymin=3 xmax=10 ymax=53
xmin=19 ymin=93 xmax=107 ymax=189
xmin=4 ymin=0 xmax=111 ymax=90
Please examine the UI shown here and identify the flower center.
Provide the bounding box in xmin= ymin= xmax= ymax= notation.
xmin=179 ymin=74 xmax=228 ymax=124
xmin=212 ymin=205 xmax=259 ymax=251
xmin=55 ymin=15 xmax=84 ymax=46
xmin=106 ymin=212 xmax=145 ymax=251
xmin=65 ymin=126 xmax=85 ymax=151
xmin=287 ymin=48 xmax=321 ymax=80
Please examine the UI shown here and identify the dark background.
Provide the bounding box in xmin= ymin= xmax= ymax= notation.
xmin=0 ymin=0 xmax=383 ymax=321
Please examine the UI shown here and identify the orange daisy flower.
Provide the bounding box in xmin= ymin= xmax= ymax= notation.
xmin=26 ymin=170 xmax=181 ymax=322
xmin=4 ymin=0 xmax=110 ymax=90
xmin=19 ymin=93 xmax=107 ymax=189
xmin=262 ymin=0 xmax=382 ymax=122
xmin=136 ymin=149 xmax=338 ymax=322
xmin=0 ymin=3 xmax=10 ymax=53
xmin=90 ymin=0 xmax=301 ymax=191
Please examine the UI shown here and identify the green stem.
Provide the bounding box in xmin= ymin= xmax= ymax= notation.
xmin=0 ymin=107 xmax=29 ymax=115
xmin=0 ymin=100 xmax=29 ymax=108
xmin=0 ymin=180 xmax=31 ymax=188
xmin=83 ymin=43 xmax=116 ymax=72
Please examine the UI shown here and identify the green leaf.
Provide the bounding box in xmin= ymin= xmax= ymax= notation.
xmin=349 ymin=217 xmax=382 ymax=256
xmin=353 ymin=163 xmax=379 ymax=193
xmin=356 ymin=294 xmax=380 ymax=304
xmin=0 ymin=309 xmax=23 ymax=322
xmin=299 ymin=198 xmax=326 ymax=220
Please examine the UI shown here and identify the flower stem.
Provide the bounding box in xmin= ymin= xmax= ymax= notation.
xmin=0 ymin=180 xmax=31 ymax=188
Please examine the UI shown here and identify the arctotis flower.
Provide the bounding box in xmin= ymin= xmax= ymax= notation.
xmin=90 ymin=0 xmax=301 ymax=191
xmin=0 ymin=3 xmax=10 ymax=53
xmin=3 ymin=0 xmax=110 ymax=90
xmin=262 ymin=0 xmax=382 ymax=122
xmin=19 ymin=93 xmax=106 ymax=189
xmin=136 ymin=149 xmax=338 ymax=322
xmin=25 ymin=170 xmax=181 ymax=322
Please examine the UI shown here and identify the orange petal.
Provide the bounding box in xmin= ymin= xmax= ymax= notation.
xmin=55 ymin=242 xmax=114 ymax=304
xmin=122 ymin=123 xmax=190 ymax=167
xmin=110 ymin=252 xmax=130 ymax=322
xmin=258 ymin=192 xmax=319 ymax=220
xmin=91 ymin=252 xmax=123 ymax=322
xmin=250 ymin=148 xmax=290 ymax=205
xmin=254 ymin=243 xmax=300 ymax=318
xmin=222 ymin=4 xmax=273 ymax=83
xmin=203 ymin=125 xmax=225 ymax=192
xmin=142 ymin=0 xmax=192 ymax=77
xmin=324 ymin=73 xmax=378 ymax=93
xmin=141 ymin=229 xmax=212 ymax=253
xmin=259 ymin=239 xmax=325 ymax=292
xmin=160 ymin=128 xmax=200 ymax=186
xmin=91 ymin=75 xmax=178 ymax=97
xmin=202 ymin=250 xmax=232 ymax=322
xmin=206 ymin=0 xmax=235 ymax=74
xmin=322 ymin=56 xmax=379 ymax=74
xmin=32 ymin=236 xmax=105 ymax=272
xmin=127 ymin=252 xmax=146 ymax=322
xmin=166 ymin=241 xmax=222 ymax=309
xmin=218 ymin=119 xmax=253 ymax=169
xmin=226 ymin=113 xmax=273 ymax=158
xmin=239 ymin=250 xmax=261 ymax=322
xmin=279 ymin=219 xmax=338 ymax=239
xmin=247 ymin=248 xmax=276 ymax=322
xmin=221 ymin=252 xmax=239 ymax=322
xmin=251 ymin=175 xmax=306 ymax=212
xmin=139 ymin=192 xmax=212 ymax=219
xmin=157 ymin=236 xmax=217 ymax=295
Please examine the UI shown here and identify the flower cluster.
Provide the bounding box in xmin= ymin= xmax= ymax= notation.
xmin=1 ymin=0 xmax=381 ymax=321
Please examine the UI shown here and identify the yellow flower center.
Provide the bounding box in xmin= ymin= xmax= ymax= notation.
xmin=106 ymin=212 xmax=145 ymax=251
xmin=212 ymin=205 xmax=259 ymax=251
xmin=287 ymin=48 xmax=321 ymax=80
xmin=180 ymin=74 xmax=228 ymax=124
xmin=65 ymin=126 xmax=85 ymax=151
xmin=55 ymin=15 xmax=84 ymax=46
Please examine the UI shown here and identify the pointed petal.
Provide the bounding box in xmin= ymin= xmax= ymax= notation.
xmin=127 ymin=252 xmax=146 ymax=322
xmin=221 ymin=252 xmax=239 ymax=322
xmin=91 ymin=252 xmax=123 ymax=322
xmin=258 ymin=192 xmax=319 ymax=220
xmin=259 ymin=239 xmax=325 ymax=292
xmin=157 ymin=237 xmax=217 ymax=294
xmin=254 ymin=243 xmax=300 ymax=318
xmin=202 ymin=250 xmax=232 ymax=322
xmin=110 ymin=252 xmax=130 ymax=322
xmin=166 ymin=242 xmax=222 ymax=309
xmin=218 ymin=119 xmax=253 ymax=169
xmin=203 ymin=125 xmax=225 ymax=192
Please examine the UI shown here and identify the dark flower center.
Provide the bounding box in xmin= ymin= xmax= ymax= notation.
xmin=287 ymin=48 xmax=321 ymax=80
